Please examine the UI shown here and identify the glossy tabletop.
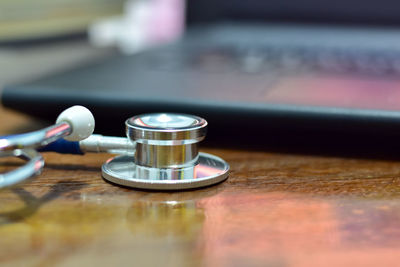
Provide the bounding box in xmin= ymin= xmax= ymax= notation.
xmin=0 ymin=106 xmax=399 ymax=267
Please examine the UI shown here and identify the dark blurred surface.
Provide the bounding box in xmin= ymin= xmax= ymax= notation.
xmin=187 ymin=0 xmax=400 ymax=26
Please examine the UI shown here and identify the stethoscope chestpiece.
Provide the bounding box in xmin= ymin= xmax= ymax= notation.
xmin=102 ymin=113 xmax=229 ymax=190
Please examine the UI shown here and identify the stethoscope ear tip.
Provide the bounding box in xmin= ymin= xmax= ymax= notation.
xmin=56 ymin=105 xmax=95 ymax=141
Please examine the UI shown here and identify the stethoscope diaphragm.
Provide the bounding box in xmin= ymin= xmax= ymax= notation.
xmin=102 ymin=113 xmax=229 ymax=190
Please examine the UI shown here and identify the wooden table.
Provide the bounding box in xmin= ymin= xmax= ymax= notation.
xmin=0 ymin=105 xmax=399 ymax=267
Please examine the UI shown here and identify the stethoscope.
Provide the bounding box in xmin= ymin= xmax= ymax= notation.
xmin=0 ymin=106 xmax=229 ymax=190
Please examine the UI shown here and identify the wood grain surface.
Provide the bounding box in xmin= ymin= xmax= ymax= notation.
xmin=0 ymin=106 xmax=399 ymax=267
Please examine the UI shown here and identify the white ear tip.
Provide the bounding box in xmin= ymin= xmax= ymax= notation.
xmin=56 ymin=106 xmax=95 ymax=141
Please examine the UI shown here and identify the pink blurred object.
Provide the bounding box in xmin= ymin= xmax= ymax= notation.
xmin=89 ymin=0 xmax=185 ymax=54
xmin=147 ymin=0 xmax=185 ymax=43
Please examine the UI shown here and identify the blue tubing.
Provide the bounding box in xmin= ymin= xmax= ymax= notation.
xmin=38 ymin=139 xmax=84 ymax=155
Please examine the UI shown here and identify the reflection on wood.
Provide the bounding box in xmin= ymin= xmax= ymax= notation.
xmin=199 ymin=192 xmax=400 ymax=266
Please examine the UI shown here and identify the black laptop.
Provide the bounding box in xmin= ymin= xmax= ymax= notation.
xmin=4 ymin=0 xmax=400 ymax=149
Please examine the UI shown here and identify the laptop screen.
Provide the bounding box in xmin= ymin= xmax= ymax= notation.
xmin=187 ymin=0 xmax=400 ymax=26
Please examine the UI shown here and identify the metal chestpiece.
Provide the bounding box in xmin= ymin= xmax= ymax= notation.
xmin=127 ymin=113 xmax=207 ymax=169
xmin=101 ymin=113 xmax=229 ymax=190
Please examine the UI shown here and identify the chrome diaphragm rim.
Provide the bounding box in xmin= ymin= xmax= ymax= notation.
xmin=102 ymin=152 xmax=229 ymax=190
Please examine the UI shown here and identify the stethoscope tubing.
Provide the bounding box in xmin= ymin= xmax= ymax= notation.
xmin=0 ymin=122 xmax=71 ymax=152
xmin=0 ymin=149 xmax=44 ymax=188
xmin=0 ymin=105 xmax=134 ymax=189
xmin=0 ymin=133 xmax=134 ymax=188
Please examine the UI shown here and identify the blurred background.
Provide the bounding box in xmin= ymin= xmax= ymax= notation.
xmin=0 ymin=0 xmax=185 ymax=87
xmin=3 ymin=0 xmax=400 ymax=152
